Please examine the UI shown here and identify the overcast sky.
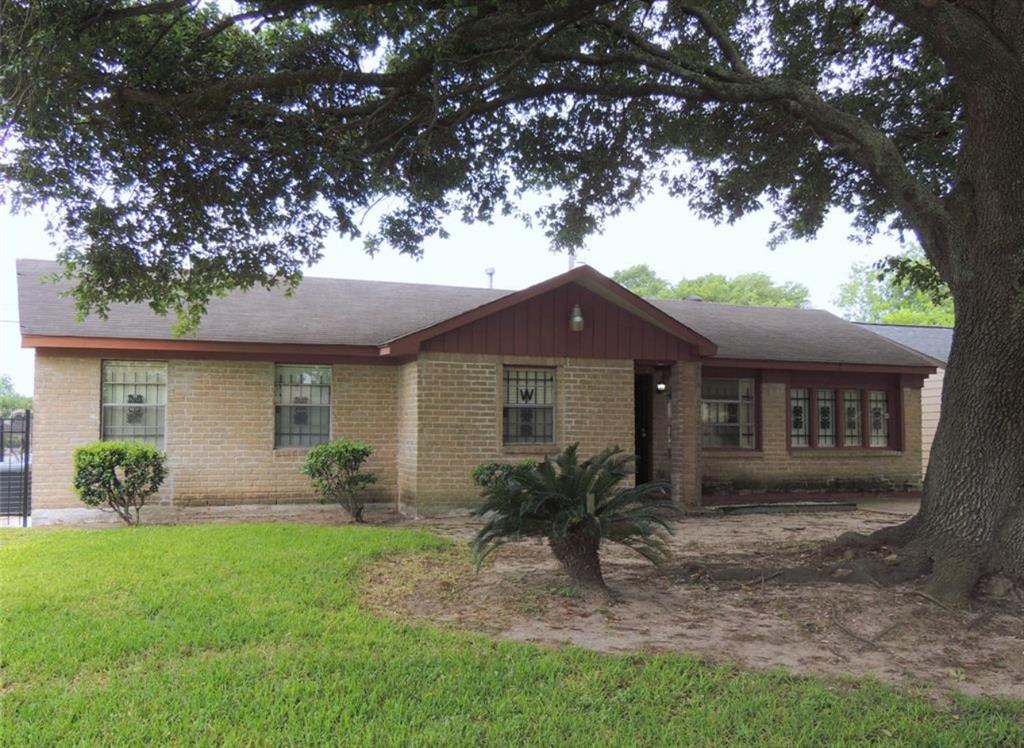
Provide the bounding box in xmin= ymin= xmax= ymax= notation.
xmin=0 ymin=189 xmax=905 ymax=395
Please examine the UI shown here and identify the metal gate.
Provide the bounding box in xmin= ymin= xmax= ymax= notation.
xmin=0 ymin=412 xmax=31 ymax=527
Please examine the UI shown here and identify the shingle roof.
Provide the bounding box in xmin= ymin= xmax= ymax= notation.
xmin=16 ymin=259 xmax=509 ymax=346
xmin=855 ymin=322 xmax=953 ymax=364
xmin=651 ymin=299 xmax=935 ymax=368
xmin=17 ymin=258 xmax=936 ymax=368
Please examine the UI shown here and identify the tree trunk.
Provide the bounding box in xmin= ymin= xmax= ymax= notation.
xmin=549 ymin=527 xmax=608 ymax=593
xmin=879 ymin=65 xmax=1024 ymax=604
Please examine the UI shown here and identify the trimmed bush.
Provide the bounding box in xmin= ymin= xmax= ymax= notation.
xmin=302 ymin=440 xmax=376 ymax=523
xmin=72 ymin=441 xmax=167 ymax=526
xmin=471 ymin=460 xmax=539 ymax=490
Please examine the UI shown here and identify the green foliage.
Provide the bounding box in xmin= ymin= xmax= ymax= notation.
xmin=613 ymin=265 xmax=809 ymax=308
xmin=71 ymin=441 xmax=166 ymax=525
xmin=470 ymin=460 xmax=539 ymax=489
xmin=0 ymin=374 xmax=32 ymax=416
xmin=302 ymin=439 xmax=377 ymax=522
xmin=837 ymin=247 xmax=954 ymax=326
xmin=470 ymin=444 xmax=677 ymax=569
xmin=0 ymin=2 xmax=962 ymax=329
xmin=3 ymin=525 xmax=1021 ymax=745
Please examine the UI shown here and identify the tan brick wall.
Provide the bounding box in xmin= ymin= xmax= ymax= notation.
xmin=31 ymin=356 xmax=398 ymax=509
xmin=396 ymin=360 xmax=418 ymax=511
xmin=408 ymin=352 xmax=635 ymax=513
xmin=702 ymin=382 xmax=923 ymax=493
xmin=31 ymin=355 xmax=102 ymax=509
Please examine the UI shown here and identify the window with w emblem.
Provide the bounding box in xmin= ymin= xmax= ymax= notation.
xmin=503 ymin=368 xmax=555 ymax=445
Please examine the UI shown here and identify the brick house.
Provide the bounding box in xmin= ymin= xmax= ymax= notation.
xmin=17 ymin=259 xmax=936 ymax=516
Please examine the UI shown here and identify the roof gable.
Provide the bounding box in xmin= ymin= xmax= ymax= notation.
xmin=380 ymin=264 xmax=716 ymax=356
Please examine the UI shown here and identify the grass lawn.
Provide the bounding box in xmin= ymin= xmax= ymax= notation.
xmin=1 ymin=524 xmax=1021 ymax=746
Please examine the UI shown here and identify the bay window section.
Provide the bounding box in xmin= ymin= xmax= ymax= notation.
xmin=816 ymin=389 xmax=837 ymax=448
xmin=869 ymin=390 xmax=890 ymax=447
xmin=789 ymin=388 xmax=810 ymax=447
xmin=101 ymin=361 xmax=167 ymax=448
xmin=843 ymin=391 xmax=863 ymax=447
xmin=503 ymin=368 xmax=555 ymax=445
xmin=701 ymin=378 xmax=755 ymax=449
xmin=275 ymin=365 xmax=331 ymax=448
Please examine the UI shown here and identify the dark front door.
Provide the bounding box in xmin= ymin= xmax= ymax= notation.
xmin=634 ymin=374 xmax=653 ymax=484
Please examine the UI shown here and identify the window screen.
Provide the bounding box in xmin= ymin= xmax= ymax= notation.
xmin=700 ymin=378 xmax=755 ymax=449
xmin=275 ymin=365 xmax=331 ymax=448
xmin=101 ymin=361 xmax=167 ymax=448
xmin=503 ymin=368 xmax=555 ymax=445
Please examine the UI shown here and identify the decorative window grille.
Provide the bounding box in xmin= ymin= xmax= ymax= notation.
xmin=816 ymin=389 xmax=837 ymax=447
xmin=275 ymin=365 xmax=331 ymax=448
xmin=503 ymin=368 xmax=555 ymax=445
xmin=843 ymin=391 xmax=863 ymax=447
xmin=869 ymin=390 xmax=890 ymax=447
xmin=700 ymin=378 xmax=755 ymax=449
xmin=790 ymin=388 xmax=810 ymax=447
xmin=101 ymin=361 xmax=167 ymax=448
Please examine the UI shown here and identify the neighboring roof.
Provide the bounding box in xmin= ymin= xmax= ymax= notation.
xmin=855 ymin=323 xmax=953 ymax=365
xmin=17 ymin=258 xmax=936 ymax=369
xmin=651 ymin=299 xmax=936 ymax=369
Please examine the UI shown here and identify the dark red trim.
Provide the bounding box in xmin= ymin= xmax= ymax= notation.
xmin=33 ymin=345 xmax=398 ymax=365
xmin=709 ymin=358 xmax=935 ymax=376
xmin=382 ymin=265 xmax=717 ymax=357
xmin=24 ymin=334 xmax=380 ymax=358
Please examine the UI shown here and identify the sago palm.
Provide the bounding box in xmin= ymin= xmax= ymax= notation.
xmin=470 ymin=444 xmax=678 ymax=594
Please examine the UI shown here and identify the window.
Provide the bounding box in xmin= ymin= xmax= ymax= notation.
xmin=503 ymin=368 xmax=555 ymax=445
xmin=790 ymin=386 xmax=895 ymax=449
xmin=101 ymin=361 xmax=167 ymax=448
xmin=790 ymin=388 xmax=810 ymax=448
xmin=869 ymin=390 xmax=890 ymax=447
xmin=275 ymin=365 xmax=331 ymax=448
xmin=843 ymin=391 xmax=862 ymax=447
xmin=816 ymin=389 xmax=836 ymax=448
xmin=701 ymin=378 xmax=755 ymax=449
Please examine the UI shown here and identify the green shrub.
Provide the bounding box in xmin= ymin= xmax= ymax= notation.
xmin=471 ymin=460 xmax=539 ymax=489
xmin=302 ymin=440 xmax=376 ymax=523
xmin=72 ymin=441 xmax=167 ymax=526
xmin=471 ymin=444 xmax=676 ymax=596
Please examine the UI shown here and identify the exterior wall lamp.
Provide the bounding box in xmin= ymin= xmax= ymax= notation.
xmin=569 ymin=303 xmax=584 ymax=332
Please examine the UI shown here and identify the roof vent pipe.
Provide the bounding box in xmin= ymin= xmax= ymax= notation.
xmin=684 ymin=295 xmax=704 ymax=302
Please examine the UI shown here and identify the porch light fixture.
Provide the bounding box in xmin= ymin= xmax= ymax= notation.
xmin=655 ymin=381 xmax=668 ymax=393
xmin=569 ymin=303 xmax=584 ymax=332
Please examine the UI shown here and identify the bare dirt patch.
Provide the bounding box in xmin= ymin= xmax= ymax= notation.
xmin=363 ymin=505 xmax=1024 ymax=701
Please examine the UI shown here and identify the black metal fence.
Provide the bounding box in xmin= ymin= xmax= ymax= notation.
xmin=0 ymin=412 xmax=31 ymax=527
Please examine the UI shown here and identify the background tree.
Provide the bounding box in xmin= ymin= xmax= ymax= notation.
xmin=837 ymin=247 xmax=955 ymax=326
xmin=0 ymin=375 xmax=32 ymax=416
xmin=614 ymin=265 xmax=809 ymax=307
xmin=2 ymin=1 xmax=1022 ymax=603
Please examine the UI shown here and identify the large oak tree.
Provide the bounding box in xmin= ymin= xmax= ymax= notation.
xmin=2 ymin=0 xmax=1021 ymax=603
